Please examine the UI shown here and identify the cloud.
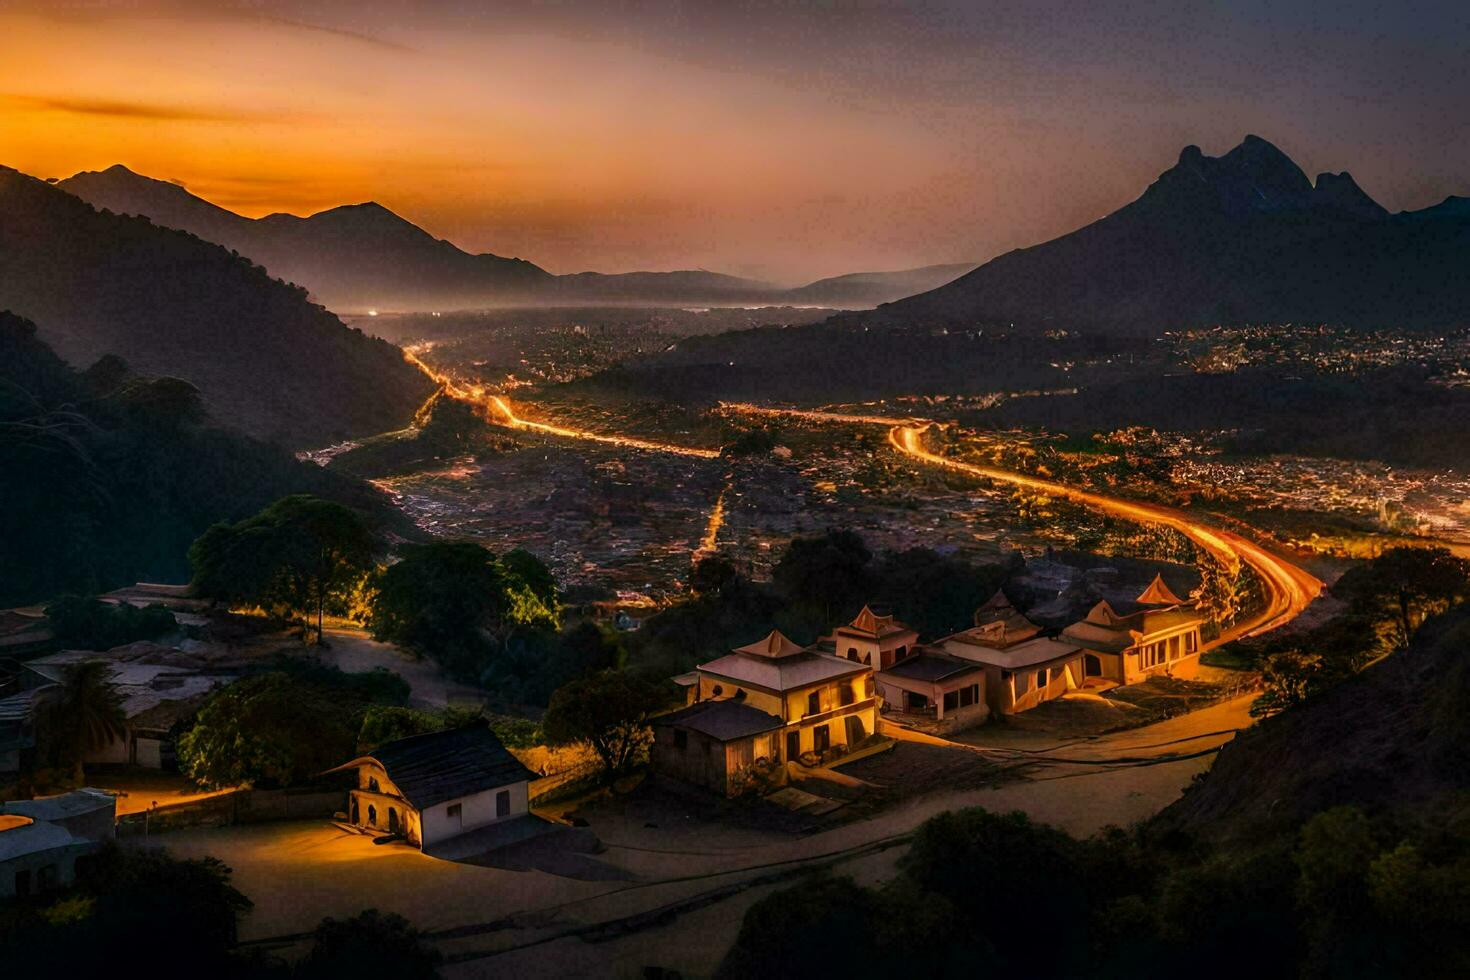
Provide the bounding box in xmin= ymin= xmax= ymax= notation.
xmin=1 ymin=93 xmax=304 ymax=124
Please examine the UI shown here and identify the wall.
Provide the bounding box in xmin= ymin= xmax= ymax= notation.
xmin=651 ymin=726 xmax=730 ymax=794
xmin=116 ymin=787 xmax=346 ymax=837
xmin=420 ymin=781 xmax=528 ymax=847
xmin=0 ymin=841 xmax=95 ymax=899
xmin=696 ymin=675 xmax=784 ymax=718
xmin=997 ymin=657 xmax=1083 ymax=714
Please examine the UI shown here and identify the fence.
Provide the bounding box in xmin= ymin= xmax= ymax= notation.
xmin=116 ymin=787 xmax=346 ymax=837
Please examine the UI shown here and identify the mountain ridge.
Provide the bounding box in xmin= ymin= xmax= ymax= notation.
xmin=0 ymin=166 xmax=435 ymax=446
xmin=851 ymin=135 xmax=1470 ymax=334
xmin=57 ymin=165 xmax=969 ymax=311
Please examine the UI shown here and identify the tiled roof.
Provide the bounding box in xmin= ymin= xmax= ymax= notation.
xmin=653 ymin=700 xmax=784 ymax=742
xmin=943 ymin=635 xmax=1083 ymax=670
xmin=333 ymin=725 xmax=536 ymax=810
xmin=699 ymin=649 xmax=866 ymax=692
xmin=881 ymin=652 xmax=985 ymax=684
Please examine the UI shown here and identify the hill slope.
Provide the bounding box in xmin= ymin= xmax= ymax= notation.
xmin=0 ymin=166 xmax=435 ymax=446
xmin=856 ymin=136 xmax=1470 ymax=333
xmin=784 ymin=263 xmax=976 ymax=308
xmin=1158 ymin=604 xmax=1470 ymax=842
xmin=0 ymin=312 xmax=408 ymax=604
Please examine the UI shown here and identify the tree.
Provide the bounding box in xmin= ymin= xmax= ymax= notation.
xmin=690 ymin=555 xmax=740 ymax=595
xmin=296 ymin=909 xmax=441 ymax=980
xmin=35 ymin=660 xmax=127 ymax=778
xmin=772 ymin=529 xmax=874 ymax=621
xmin=542 ymin=670 xmax=668 ymax=778
xmin=44 ymin=595 xmax=176 ymax=651
xmin=0 ymin=844 xmax=253 ymax=973
xmin=177 ymin=668 xmax=404 ymax=788
xmin=369 ymin=541 xmax=558 ymax=679
xmin=189 ymin=495 xmax=380 ymax=643
xmin=1332 ymin=547 xmax=1470 ymax=651
xmin=357 ymin=705 xmax=482 ymax=751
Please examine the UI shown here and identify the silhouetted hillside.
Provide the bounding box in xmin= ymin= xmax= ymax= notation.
xmin=59 ymin=165 xmax=552 ymax=312
xmin=0 ymin=166 xmax=435 ymax=446
xmin=59 ymin=166 xmax=966 ymax=311
xmin=851 ymin=136 xmax=1470 ymax=333
xmin=0 ymin=312 xmax=408 ymax=605
xmin=783 ymin=263 xmax=976 ymax=308
xmin=1157 ymin=603 xmax=1470 ymax=842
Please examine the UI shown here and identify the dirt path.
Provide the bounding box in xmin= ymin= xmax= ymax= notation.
xmin=157 ymin=695 xmax=1253 ymax=978
xmin=315 ymin=627 xmax=485 ymax=710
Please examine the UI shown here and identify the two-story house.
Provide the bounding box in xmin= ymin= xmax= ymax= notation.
xmin=652 ymin=629 xmax=878 ymax=795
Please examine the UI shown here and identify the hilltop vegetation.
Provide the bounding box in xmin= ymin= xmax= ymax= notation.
xmin=0 ymin=313 xmax=404 ymax=605
xmin=0 ymin=166 xmax=434 ymax=446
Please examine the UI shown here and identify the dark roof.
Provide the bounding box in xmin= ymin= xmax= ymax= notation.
xmin=653 ymin=700 xmax=784 ymax=742
xmin=349 ymin=726 xmax=536 ymax=810
xmin=883 ymin=652 xmax=985 ymax=683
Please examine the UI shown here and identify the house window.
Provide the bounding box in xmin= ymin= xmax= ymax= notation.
xmin=496 ymin=790 xmax=511 ymax=818
xmin=895 ymin=645 xmax=908 ymax=661
xmin=807 ymin=691 xmax=821 ymax=716
xmin=367 ymin=776 xmax=380 ymax=792
xmin=1036 ymin=668 xmax=1048 ymax=689
xmin=447 ymin=803 xmax=462 ymax=820
xmin=943 ymin=690 xmax=959 ymax=711
xmin=733 ymin=688 xmax=747 ymax=702
xmin=847 ymin=647 xmax=859 ymax=661
xmin=674 ymin=729 xmax=688 ymax=749
xmin=959 ymin=685 xmax=977 ymax=707
xmin=839 ymin=682 xmax=854 ymax=706
xmin=38 ymin=864 xmax=57 ymax=891
xmin=712 ymin=684 xmax=724 ymax=697
xmin=812 ymin=724 xmax=830 ymax=753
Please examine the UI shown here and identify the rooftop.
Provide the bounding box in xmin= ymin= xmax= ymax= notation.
xmin=943 ymin=635 xmax=1083 ymax=670
xmin=653 ymin=700 xmax=784 ymax=742
xmin=833 ymin=605 xmax=916 ymax=641
xmin=881 ymin=651 xmax=985 ymax=684
xmin=329 ymin=725 xmax=537 ymax=811
xmin=0 ymin=788 xmax=115 ymax=824
xmin=699 ymin=648 xmax=867 ymax=692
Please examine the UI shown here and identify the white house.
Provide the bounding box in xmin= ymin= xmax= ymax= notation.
xmin=0 ymin=788 xmax=116 ymax=899
xmin=327 ymin=725 xmax=537 ymax=850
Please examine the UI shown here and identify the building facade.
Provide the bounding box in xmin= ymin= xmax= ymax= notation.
xmin=328 ymin=725 xmax=535 ymax=850
xmin=653 ymin=629 xmax=879 ymax=795
xmin=1061 ymin=576 xmax=1205 ymax=685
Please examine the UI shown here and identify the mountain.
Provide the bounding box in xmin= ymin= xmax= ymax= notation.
xmin=59 ymin=164 xmax=552 ymax=312
xmin=854 ymin=135 xmax=1470 ymax=333
xmin=0 ymin=312 xmax=409 ymax=604
xmin=783 ymin=263 xmax=977 ymax=308
xmin=0 ymin=166 xmax=435 ymax=446
xmin=57 ymin=166 xmax=962 ymax=311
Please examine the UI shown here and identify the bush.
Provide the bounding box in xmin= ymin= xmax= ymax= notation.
xmin=297 ymin=909 xmax=441 ymax=979
xmin=44 ymin=595 xmax=177 ymax=650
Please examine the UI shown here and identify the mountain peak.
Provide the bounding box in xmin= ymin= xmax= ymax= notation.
xmin=1311 ymin=171 xmax=1388 ymax=219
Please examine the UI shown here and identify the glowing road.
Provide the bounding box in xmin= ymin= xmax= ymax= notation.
xmin=723 ymin=402 xmax=1321 ymax=641
xmin=403 ymin=345 xmax=1321 ymax=640
xmin=403 ymin=348 xmax=720 ymax=459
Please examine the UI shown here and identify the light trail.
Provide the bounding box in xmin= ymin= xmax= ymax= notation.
xmin=402 ymin=349 xmax=720 ymax=459
xmin=697 ymin=482 xmax=729 ymax=555
xmin=722 ymin=401 xmax=1320 ymax=641
xmin=888 ymin=424 xmax=1322 ymax=641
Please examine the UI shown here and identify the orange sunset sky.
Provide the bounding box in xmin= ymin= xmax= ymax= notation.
xmin=3 ymin=1 xmax=1467 ymax=281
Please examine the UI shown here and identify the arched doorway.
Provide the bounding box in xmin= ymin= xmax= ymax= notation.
xmin=388 ymin=807 xmax=401 ymax=834
xmin=1084 ymin=654 xmax=1102 ymax=677
xmin=367 ymin=804 xmax=377 ymax=828
xmin=351 ymin=798 xmax=360 ymax=823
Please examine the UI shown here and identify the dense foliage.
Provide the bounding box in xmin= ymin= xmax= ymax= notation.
xmin=1244 ymin=547 xmax=1470 ymax=714
xmin=0 ymin=845 xmax=253 ymax=975
xmin=629 ymin=531 xmax=1011 ymax=679
xmin=176 ymin=660 xmax=408 ymax=788
xmin=190 ymin=495 xmax=381 ymax=641
xmin=296 ymin=909 xmax=442 ymax=980
xmin=0 ymin=313 xmax=401 ymax=606
xmin=30 ymin=660 xmax=127 ymax=780
xmin=542 ymin=669 xmax=669 ymax=778
xmin=368 ymin=540 xmax=559 ymax=681
xmin=42 ymin=595 xmax=177 ymax=650
xmin=719 ymin=803 xmax=1470 ymax=980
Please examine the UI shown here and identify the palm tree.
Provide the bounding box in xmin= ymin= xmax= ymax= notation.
xmin=37 ymin=660 xmax=128 ymax=779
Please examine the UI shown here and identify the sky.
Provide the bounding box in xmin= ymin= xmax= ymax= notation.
xmin=2 ymin=0 xmax=1468 ymax=282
